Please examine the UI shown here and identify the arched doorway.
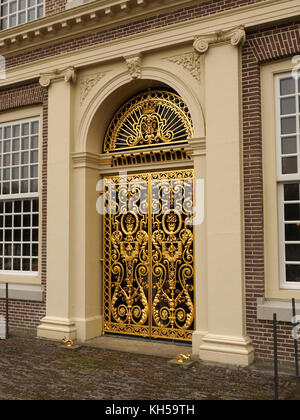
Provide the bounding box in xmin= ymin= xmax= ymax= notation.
xmin=102 ymin=89 xmax=195 ymax=342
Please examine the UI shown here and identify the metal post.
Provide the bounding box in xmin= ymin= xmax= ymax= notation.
xmin=292 ymin=298 xmax=299 ymax=380
xmin=5 ymin=283 xmax=8 ymax=339
xmin=273 ymin=313 xmax=279 ymax=401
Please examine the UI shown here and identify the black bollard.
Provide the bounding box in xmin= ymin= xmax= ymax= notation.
xmin=292 ymin=298 xmax=299 ymax=380
xmin=5 ymin=283 xmax=8 ymax=339
xmin=273 ymin=313 xmax=279 ymax=401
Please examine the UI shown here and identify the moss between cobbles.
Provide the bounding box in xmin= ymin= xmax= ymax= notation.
xmin=0 ymin=337 xmax=299 ymax=400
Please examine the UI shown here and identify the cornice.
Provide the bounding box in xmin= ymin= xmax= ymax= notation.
xmin=0 ymin=0 xmax=299 ymax=88
xmin=0 ymin=0 xmax=202 ymax=57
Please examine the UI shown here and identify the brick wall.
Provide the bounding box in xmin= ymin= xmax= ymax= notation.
xmin=242 ymin=23 xmax=300 ymax=362
xmin=45 ymin=0 xmax=67 ymax=16
xmin=0 ymin=82 xmax=48 ymax=330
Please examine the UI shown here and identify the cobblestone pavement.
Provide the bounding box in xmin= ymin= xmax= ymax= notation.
xmin=0 ymin=336 xmax=298 ymax=400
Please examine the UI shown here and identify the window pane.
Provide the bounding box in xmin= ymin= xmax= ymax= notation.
xmin=9 ymin=1 xmax=17 ymax=13
xmin=12 ymin=138 xmax=20 ymax=151
xmin=13 ymin=258 xmax=20 ymax=270
xmin=19 ymin=0 xmax=26 ymax=10
xmin=21 ymin=123 xmax=29 ymax=136
xmin=281 ymin=97 xmax=296 ymax=115
xmin=23 ymin=200 xmax=31 ymax=212
xmin=32 ymin=259 xmax=38 ymax=271
xmin=13 ymin=244 xmax=21 ymax=256
xmin=281 ymin=117 xmax=297 ymax=135
xmin=281 ymin=136 xmax=297 ymax=154
xmin=18 ymin=11 xmax=25 ymax=24
xmin=31 ymin=121 xmax=39 ymax=134
xmin=284 ymin=184 xmax=300 ymax=201
xmin=22 ymin=259 xmax=30 ymax=271
xmin=28 ymin=7 xmax=35 ymax=21
xmin=282 ymin=157 xmax=298 ymax=174
xmin=284 ymin=204 xmax=300 ymax=221
xmin=4 ymin=258 xmax=11 ymax=270
xmin=286 ymin=264 xmax=300 ymax=282
xmin=12 ymin=125 xmax=20 ymax=137
xmin=285 ymin=224 xmax=300 ymax=241
xmin=280 ymin=78 xmax=296 ymax=95
xmin=4 ymin=244 xmax=11 ymax=256
xmin=9 ymin=14 xmax=16 ymax=27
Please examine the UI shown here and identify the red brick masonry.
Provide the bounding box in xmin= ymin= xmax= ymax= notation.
xmin=243 ymin=22 xmax=300 ymax=362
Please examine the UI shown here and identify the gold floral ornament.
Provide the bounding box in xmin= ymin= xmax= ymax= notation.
xmin=103 ymin=90 xmax=194 ymax=153
xmin=103 ymin=170 xmax=195 ymax=342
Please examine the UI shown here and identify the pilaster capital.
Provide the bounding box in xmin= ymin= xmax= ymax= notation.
xmin=193 ymin=26 xmax=246 ymax=55
xmin=39 ymin=66 xmax=77 ymax=87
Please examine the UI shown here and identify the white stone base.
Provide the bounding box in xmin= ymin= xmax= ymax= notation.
xmin=192 ymin=330 xmax=208 ymax=356
xmin=199 ymin=333 xmax=255 ymax=366
xmin=73 ymin=315 xmax=102 ymax=342
xmin=37 ymin=316 xmax=77 ymax=341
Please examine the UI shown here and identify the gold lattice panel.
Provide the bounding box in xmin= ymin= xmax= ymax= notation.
xmin=103 ymin=90 xmax=194 ymax=153
xmin=103 ymin=170 xmax=195 ymax=342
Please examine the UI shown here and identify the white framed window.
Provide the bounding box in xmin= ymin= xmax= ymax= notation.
xmin=0 ymin=0 xmax=44 ymax=31
xmin=276 ymin=73 xmax=300 ymax=288
xmin=0 ymin=118 xmax=39 ymax=274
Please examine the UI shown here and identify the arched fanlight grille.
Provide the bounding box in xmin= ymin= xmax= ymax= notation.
xmin=103 ymin=90 xmax=194 ymax=153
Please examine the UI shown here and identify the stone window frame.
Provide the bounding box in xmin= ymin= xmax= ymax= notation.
xmin=0 ymin=106 xmax=43 ymax=286
xmin=0 ymin=117 xmax=40 ymax=275
xmin=275 ymin=73 xmax=300 ymax=290
xmin=262 ymin=59 xmax=300 ymax=300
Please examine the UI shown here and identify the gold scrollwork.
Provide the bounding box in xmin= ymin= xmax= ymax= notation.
xmin=103 ymin=90 xmax=194 ymax=153
xmin=103 ymin=170 xmax=195 ymax=342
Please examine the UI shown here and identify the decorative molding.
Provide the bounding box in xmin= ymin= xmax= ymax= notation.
xmin=39 ymin=66 xmax=77 ymax=87
xmin=166 ymin=52 xmax=201 ymax=81
xmin=72 ymin=151 xmax=104 ymax=169
xmin=193 ymin=25 xmax=246 ymax=54
xmin=188 ymin=137 xmax=206 ymax=155
xmin=80 ymin=72 xmax=106 ymax=105
xmin=0 ymin=0 xmax=203 ymax=56
xmin=1 ymin=1 xmax=299 ymax=88
xmin=124 ymin=54 xmax=142 ymax=80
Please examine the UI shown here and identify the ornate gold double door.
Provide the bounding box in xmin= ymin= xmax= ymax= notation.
xmin=103 ymin=169 xmax=195 ymax=341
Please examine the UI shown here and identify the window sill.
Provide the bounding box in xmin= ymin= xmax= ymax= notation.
xmin=0 ymin=282 xmax=44 ymax=302
xmin=257 ymin=298 xmax=300 ymax=323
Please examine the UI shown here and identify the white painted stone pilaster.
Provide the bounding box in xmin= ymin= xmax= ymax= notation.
xmin=196 ymin=30 xmax=254 ymax=366
xmin=37 ymin=68 xmax=77 ymax=340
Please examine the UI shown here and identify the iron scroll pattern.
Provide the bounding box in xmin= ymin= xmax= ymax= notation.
xmin=103 ymin=90 xmax=194 ymax=153
xmin=103 ymin=170 xmax=195 ymax=342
